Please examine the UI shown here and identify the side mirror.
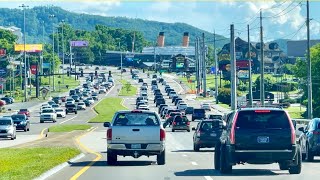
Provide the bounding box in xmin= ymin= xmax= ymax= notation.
xmin=103 ymin=122 xmax=111 ymax=127
xmin=298 ymin=127 xmax=304 ymax=132
xmin=192 ymin=127 xmax=196 ymax=131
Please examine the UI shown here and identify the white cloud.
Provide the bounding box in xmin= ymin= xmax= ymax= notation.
xmin=75 ymin=0 xmax=121 ymax=16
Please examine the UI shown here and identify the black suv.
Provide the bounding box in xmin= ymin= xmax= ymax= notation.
xmin=215 ymin=108 xmax=301 ymax=174
xmin=65 ymin=104 xmax=78 ymax=114
xmin=192 ymin=108 xmax=206 ymax=121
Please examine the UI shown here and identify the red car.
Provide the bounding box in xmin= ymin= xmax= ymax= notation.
xmin=61 ymin=96 xmax=66 ymax=102
xmin=18 ymin=109 xmax=30 ymax=117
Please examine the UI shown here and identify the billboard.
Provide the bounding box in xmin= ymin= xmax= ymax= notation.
xmin=70 ymin=41 xmax=89 ymax=47
xmin=42 ymin=63 xmax=50 ymax=69
xmin=0 ymin=49 xmax=6 ymax=56
xmin=238 ymin=70 xmax=249 ymax=79
xmin=14 ymin=44 xmax=43 ymax=52
xmin=175 ymin=56 xmax=185 ymax=68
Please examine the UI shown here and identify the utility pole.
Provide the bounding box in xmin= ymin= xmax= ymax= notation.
xmin=19 ymin=3 xmax=28 ymax=102
xmin=306 ymin=0 xmax=313 ymax=119
xmin=248 ymin=24 xmax=253 ymax=106
xmin=132 ymin=32 xmax=135 ymax=53
xmin=69 ymin=45 xmax=72 ymax=74
xmin=57 ymin=26 xmax=60 ymax=74
xmin=49 ymin=14 xmax=55 ymax=91
xmin=259 ymin=9 xmax=265 ymax=105
xmin=195 ymin=37 xmax=200 ymax=94
xmin=202 ymin=33 xmax=207 ymax=97
xmin=41 ymin=21 xmax=44 ymax=75
xmin=214 ymin=30 xmax=219 ymax=104
xmin=230 ymin=24 xmax=237 ymax=110
xmin=119 ymin=42 xmax=123 ymax=80
xmin=153 ymin=41 xmax=157 ymax=73
xmin=61 ymin=20 xmax=65 ymax=84
xmin=198 ymin=37 xmax=202 ymax=93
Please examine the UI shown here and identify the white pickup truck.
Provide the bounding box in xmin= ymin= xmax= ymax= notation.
xmin=104 ymin=110 xmax=166 ymax=165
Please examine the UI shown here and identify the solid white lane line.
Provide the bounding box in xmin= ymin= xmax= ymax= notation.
xmin=191 ymin=161 xmax=198 ymax=166
xmin=204 ymin=176 xmax=213 ymax=180
xmin=182 ymin=154 xmax=187 ymax=157
xmin=59 ymin=115 xmax=78 ymax=124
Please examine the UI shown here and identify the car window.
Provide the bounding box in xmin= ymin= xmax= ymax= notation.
xmin=194 ymin=109 xmax=205 ymax=113
xmin=42 ymin=109 xmax=54 ymax=113
xmin=114 ymin=113 xmax=159 ymax=126
xmin=11 ymin=115 xmax=25 ymax=120
xmin=236 ymin=110 xmax=290 ymax=129
xmin=0 ymin=120 xmax=12 ymax=125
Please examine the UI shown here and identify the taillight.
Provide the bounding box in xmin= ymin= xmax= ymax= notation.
xmin=160 ymin=129 xmax=166 ymax=141
xmin=230 ymin=112 xmax=239 ymax=144
xmin=187 ymin=121 xmax=190 ymax=125
xmin=166 ymin=114 xmax=169 ymax=118
xmin=107 ymin=128 xmax=112 ymax=140
xmin=172 ymin=122 xmax=176 ymax=125
xmin=313 ymin=131 xmax=320 ymax=135
xmin=285 ymin=111 xmax=296 ymax=144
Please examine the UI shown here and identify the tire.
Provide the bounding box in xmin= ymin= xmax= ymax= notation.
xmin=193 ymin=144 xmax=200 ymax=152
xmin=11 ymin=135 xmax=15 ymax=140
xmin=214 ymin=143 xmax=221 ymax=170
xmin=289 ymin=146 xmax=302 ymax=174
xmin=75 ymin=111 xmax=78 ymax=114
xmin=24 ymin=127 xmax=27 ymax=132
xmin=157 ymin=150 xmax=166 ymax=165
xmin=279 ymin=162 xmax=289 ymax=170
xmin=66 ymin=112 xmax=68 ymax=115
xmin=306 ymin=144 xmax=314 ymax=162
xmin=192 ymin=118 xmax=195 ymax=121
xmin=172 ymin=129 xmax=175 ymax=132
xmin=187 ymin=129 xmax=190 ymax=132
xmin=40 ymin=121 xmax=44 ymax=123
xmin=107 ymin=152 xmax=117 ymax=165
xmin=220 ymin=145 xmax=232 ymax=174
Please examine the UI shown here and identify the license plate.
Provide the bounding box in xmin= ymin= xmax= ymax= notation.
xmin=210 ymin=133 xmax=217 ymax=137
xmin=131 ymin=144 xmax=141 ymax=149
xmin=257 ymin=136 xmax=269 ymax=143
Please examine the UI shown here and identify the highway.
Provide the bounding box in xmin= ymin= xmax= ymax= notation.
xmin=43 ymin=70 xmax=320 ymax=180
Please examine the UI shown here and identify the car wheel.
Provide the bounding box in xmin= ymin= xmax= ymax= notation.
xmin=11 ymin=135 xmax=15 ymax=140
xmin=279 ymin=162 xmax=289 ymax=170
xmin=24 ymin=127 xmax=27 ymax=132
xmin=75 ymin=111 xmax=78 ymax=114
xmin=289 ymin=145 xmax=302 ymax=174
xmin=107 ymin=152 xmax=117 ymax=165
xmin=157 ymin=150 xmax=166 ymax=165
xmin=220 ymin=145 xmax=232 ymax=174
xmin=306 ymin=144 xmax=314 ymax=162
xmin=193 ymin=144 xmax=200 ymax=152
xmin=40 ymin=121 xmax=44 ymax=123
xmin=187 ymin=129 xmax=190 ymax=132
xmin=214 ymin=143 xmax=221 ymax=170
xmin=172 ymin=129 xmax=175 ymax=132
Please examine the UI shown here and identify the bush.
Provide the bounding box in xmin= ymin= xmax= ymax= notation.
xmin=217 ymin=88 xmax=241 ymax=105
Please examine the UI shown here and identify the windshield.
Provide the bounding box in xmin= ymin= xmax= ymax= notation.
xmin=11 ymin=115 xmax=26 ymax=121
xmin=56 ymin=109 xmax=63 ymax=112
xmin=42 ymin=109 xmax=54 ymax=113
xmin=114 ymin=113 xmax=159 ymax=126
xmin=236 ymin=110 xmax=290 ymax=129
xmin=0 ymin=120 xmax=12 ymax=125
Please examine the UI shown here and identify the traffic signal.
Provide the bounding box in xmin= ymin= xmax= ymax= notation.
xmin=90 ymin=75 xmax=93 ymax=82
xmin=109 ymin=71 xmax=111 ymax=76
xmin=80 ymin=70 xmax=83 ymax=77
xmin=67 ymin=71 xmax=70 ymax=77
xmin=95 ymin=70 xmax=98 ymax=76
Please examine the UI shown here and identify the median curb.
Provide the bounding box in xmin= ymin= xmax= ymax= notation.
xmin=34 ymin=153 xmax=85 ymax=180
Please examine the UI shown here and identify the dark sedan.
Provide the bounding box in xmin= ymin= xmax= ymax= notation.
xmin=11 ymin=114 xmax=30 ymax=132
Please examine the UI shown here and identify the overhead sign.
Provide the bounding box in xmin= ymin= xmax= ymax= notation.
xmin=14 ymin=44 xmax=43 ymax=52
xmin=0 ymin=49 xmax=6 ymax=56
xmin=211 ymin=66 xmax=217 ymax=74
xmin=42 ymin=63 xmax=50 ymax=69
xmin=70 ymin=41 xmax=89 ymax=47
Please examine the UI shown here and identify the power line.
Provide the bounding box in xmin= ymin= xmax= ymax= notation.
xmin=264 ymin=2 xmax=302 ymax=19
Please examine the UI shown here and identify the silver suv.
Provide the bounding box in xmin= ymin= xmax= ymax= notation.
xmin=0 ymin=117 xmax=17 ymax=140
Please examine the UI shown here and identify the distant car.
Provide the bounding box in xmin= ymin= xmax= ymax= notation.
xmin=171 ymin=115 xmax=190 ymax=132
xmin=71 ymin=95 xmax=80 ymax=102
xmin=55 ymin=108 xmax=66 ymax=118
xmin=177 ymin=103 xmax=188 ymax=111
xmin=158 ymin=104 xmax=168 ymax=114
xmin=192 ymin=108 xmax=206 ymax=121
xmin=201 ymin=103 xmax=211 ymax=111
xmin=207 ymin=114 xmax=223 ymax=120
xmin=11 ymin=114 xmax=30 ymax=132
xmin=192 ymin=119 xmax=224 ymax=151
xmin=40 ymin=108 xmax=57 ymax=123
xmin=65 ymin=103 xmax=77 ymax=114
xmin=48 ymin=101 xmax=56 ymax=106
xmin=99 ymin=87 xmax=107 ymax=94
xmin=95 ymin=67 xmax=100 ymax=70
xmin=52 ymin=97 xmax=62 ymax=105
xmin=77 ymin=102 xmax=86 ymax=110
xmin=66 ymin=98 xmax=75 ymax=104
xmin=185 ymin=107 xmax=194 ymax=115
xmin=0 ymin=117 xmax=16 ymax=140
xmin=92 ymin=94 xmax=99 ymax=101
xmin=156 ymin=98 xmax=165 ymax=107
xmin=152 ymin=74 xmax=157 ymax=79
xmin=18 ymin=109 xmax=30 ymax=117
xmin=138 ymin=104 xmax=150 ymax=110
xmin=51 ymin=104 xmax=60 ymax=109
xmin=138 ymin=78 xmax=144 ymax=83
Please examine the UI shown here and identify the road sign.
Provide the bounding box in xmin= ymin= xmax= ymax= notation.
xmin=70 ymin=41 xmax=89 ymax=47
xmin=40 ymin=87 xmax=50 ymax=99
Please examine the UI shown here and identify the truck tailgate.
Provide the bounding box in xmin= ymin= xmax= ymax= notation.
xmin=111 ymin=126 xmax=160 ymax=144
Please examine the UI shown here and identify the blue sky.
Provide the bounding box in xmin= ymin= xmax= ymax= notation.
xmin=2 ymin=0 xmax=320 ymax=41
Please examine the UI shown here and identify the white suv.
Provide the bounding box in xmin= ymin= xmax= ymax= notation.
xmin=0 ymin=117 xmax=16 ymax=140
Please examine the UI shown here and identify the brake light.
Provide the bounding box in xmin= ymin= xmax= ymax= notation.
xmin=131 ymin=110 xmax=142 ymax=113
xmin=230 ymin=112 xmax=239 ymax=144
xmin=254 ymin=110 xmax=271 ymax=113
xmin=107 ymin=128 xmax=112 ymax=140
xmin=172 ymin=122 xmax=176 ymax=125
xmin=285 ymin=111 xmax=296 ymax=144
xmin=313 ymin=131 xmax=320 ymax=135
xmin=187 ymin=121 xmax=190 ymax=125
xmin=160 ymin=129 xmax=166 ymax=141
xmin=166 ymin=114 xmax=169 ymax=118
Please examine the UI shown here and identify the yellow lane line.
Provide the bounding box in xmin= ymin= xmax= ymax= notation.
xmin=70 ymin=127 xmax=101 ymax=180
xmin=38 ymin=128 xmax=47 ymax=140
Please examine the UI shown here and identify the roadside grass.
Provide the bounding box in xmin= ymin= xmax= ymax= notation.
xmin=0 ymin=147 xmax=80 ymax=180
xmin=195 ymin=97 xmax=213 ymax=101
xmin=285 ymin=106 xmax=306 ymax=119
xmin=218 ymin=103 xmax=231 ymax=109
xmin=49 ymin=124 xmax=92 ymax=132
xmin=89 ymin=97 xmax=128 ymax=123
xmin=118 ymin=79 xmax=137 ymax=96
xmin=178 ymin=75 xmax=229 ymax=91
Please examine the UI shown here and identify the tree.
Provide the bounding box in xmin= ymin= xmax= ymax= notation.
xmin=293 ymin=43 xmax=320 ymax=117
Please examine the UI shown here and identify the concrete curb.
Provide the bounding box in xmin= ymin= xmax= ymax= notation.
xmin=34 ymin=153 xmax=85 ymax=180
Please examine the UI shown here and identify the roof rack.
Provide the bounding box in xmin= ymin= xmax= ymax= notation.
xmin=238 ymin=104 xmax=283 ymax=110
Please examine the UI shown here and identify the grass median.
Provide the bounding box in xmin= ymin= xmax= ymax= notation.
xmin=0 ymin=147 xmax=80 ymax=180
xmin=118 ymin=79 xmax=137 ymax=96
xmin=49 ymin=124 xmax=92 ymax=132
xmin=89 ymin=97 xmax=128 ymax=123
xmin=286 ymin=106 xmax=306 ymax=119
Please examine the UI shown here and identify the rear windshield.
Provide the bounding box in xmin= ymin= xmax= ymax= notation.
xmin=114 ymin=113 xmax=160 ymax=126
xmin=236 ymin=110 xmax=290 ymax=129
xmin=194 ymin=109 xmax=205 ymax=113
xmin=19 ymin=109 xmax=28 ymax=111
xmin=200 ymin=121 xmax=223 ymax=130
xmin=208 ymin=115 xmax=222 ymax=119
xmin=11 ymin=115 xmax=26 ymax=120
xmin=174 ymin=116 xmax=188 ymax=122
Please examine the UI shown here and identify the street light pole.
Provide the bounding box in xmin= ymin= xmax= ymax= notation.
xmin=19 ymin=4 xmax=28 ymax=102
xmin=306 ymin=0 xmax=313 ymax=119
xmin=61 ymin=20 xmax=65 ymax=84
xmin=119 ymin=42 xmax=122 ymax=80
